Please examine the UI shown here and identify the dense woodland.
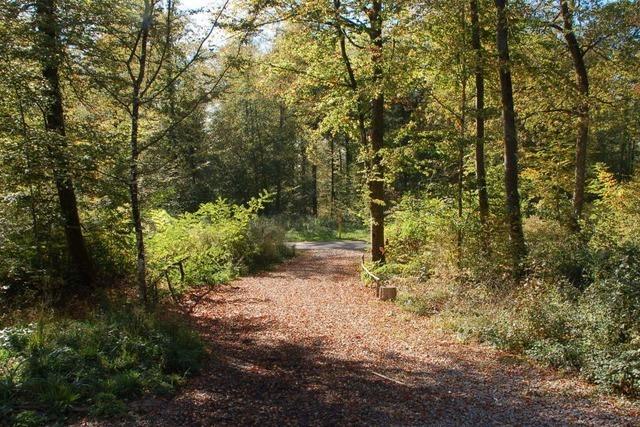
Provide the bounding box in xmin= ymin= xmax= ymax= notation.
xmin=0 ymin=0 xmax=639 ymax=423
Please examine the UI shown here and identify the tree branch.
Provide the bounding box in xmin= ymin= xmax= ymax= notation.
xmin=141 ymin=0 xmax=231 ymax=102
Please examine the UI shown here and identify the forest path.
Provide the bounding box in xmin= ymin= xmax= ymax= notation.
xmin=127 ymin=247 xmax=636 ymax=426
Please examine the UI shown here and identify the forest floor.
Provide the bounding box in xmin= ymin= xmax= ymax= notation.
xmin=79 ymin=245 xmax=639 ymax=426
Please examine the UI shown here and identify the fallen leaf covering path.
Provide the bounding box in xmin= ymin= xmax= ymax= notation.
xmin=89 ymin=248 xmax=638 ymax=426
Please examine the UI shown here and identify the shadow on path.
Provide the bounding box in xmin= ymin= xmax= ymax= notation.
xmin=120 ymin=250 xmax=637 ymax=427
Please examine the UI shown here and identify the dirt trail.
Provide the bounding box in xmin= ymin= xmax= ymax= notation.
xmin=109 ymin=247 xmax=638 ymax=426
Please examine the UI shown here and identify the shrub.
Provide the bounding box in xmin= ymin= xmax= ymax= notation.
xmin=245 ymin=216 xmax=293 ymax=270
xmin=385 ymin=196 xmax=456 ymax=275
xmin=13 ymin=410 xmax=45 ymax=427
xmin=523 ymin=217 xmax=589 ymax=288
xmin=147 ymin=195 xmax=292 ymax=295
xmin=481 ymin=280 xmax=581 ymax=369
xmin=0 ymin=195 xmax=134 ymax=307
xmin=386 ymin=176 xmax=640 ymax=396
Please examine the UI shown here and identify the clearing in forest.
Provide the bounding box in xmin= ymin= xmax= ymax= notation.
xmin=89 ymin=245 xmax=638 ymax=426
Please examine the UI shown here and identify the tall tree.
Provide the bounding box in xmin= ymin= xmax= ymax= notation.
xmin=127 ymin=0 xmax=154 ymax=305
xmin=81 ymin=0 xmax=234 ymax=305
xmin=559 ymin=0 xmax=590 ymax=229
xmin=367 ymin=0 xmax=386 ymax=263
xmin=35 ymin=0 xmax=93 ymax=287
xmin=470 ymin=0 xmax=490 ymax=227
xmin=331 ymin=0 xmax=386 ymax=262
xmin=456 ymin=4 xmax=469 ymax=264
xmin=494 ymin=0 xmax=526 ymax=266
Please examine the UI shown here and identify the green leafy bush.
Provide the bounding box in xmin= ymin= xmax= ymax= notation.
xmin=386 ymin=178 xmax=640 ymax=396
xmin=89 ymin=392 xmax=127 ymax=418
xmin=386 ymin=196 xmax=456 ymax=275
xmin=0 ymin=308 xmax=205 ymax=424
xmin=246 ymin=216 xmax=293 ymax=269
xmin=523 ymin=217 xmax=590 ymax=287
xmin=147 ymin=196 xmax=292 ymax=295
xmin=0 ymin=195 xmax=135 ymax=308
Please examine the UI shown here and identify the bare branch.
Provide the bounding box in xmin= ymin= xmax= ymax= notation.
xmin=126 ymin=28 xmax=144 ymax=82
xmin=141 ymin=0 xmax=231 ymax=102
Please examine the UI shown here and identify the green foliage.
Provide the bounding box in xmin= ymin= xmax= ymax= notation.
xmin=395 ymin=287 xmax=457 ymax=317
xmin=386 ymin=196 xmax=456 ymax=274
xmin=282 ymin=215 xmax=368 ymax=242
xmin=523 ymin=217 xmax=590 ymax=287
xmin=0 ymin=308 xmax=205 ymax=424
xmin=387 ymin=179 xmax=640 ymax=396
xmin=147 ymin=196 xmax=292 ymax=295
xmin=13 ymin=410 xmax=45 ymax=427
xmin=247 ymin=216 xmax=295 ymax=267
xmin=89 ymin=392 xmax=127 ymax=418
xmin=84 ymin=203 xmax=136 ymax=282
xmin=385 ymin=194 xmax=511 ymax=283
xmin=0 ymin=0 xmax=638 ymax=413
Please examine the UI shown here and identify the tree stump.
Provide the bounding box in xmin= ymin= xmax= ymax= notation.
xmin=378 ymin=286 xmax=397 ymax=301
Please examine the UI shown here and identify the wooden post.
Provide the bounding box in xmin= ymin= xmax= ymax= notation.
xmin=378 ymin=286 xmax=397 ymax=301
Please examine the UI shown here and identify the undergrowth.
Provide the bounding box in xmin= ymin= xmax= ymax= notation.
xmin=0 ymin=307 xmax=205 ymax=426
xmin=147 ymin=196 xmax=293 ymax=297
xmin=382 ymin=170 xmax=640 ymax=398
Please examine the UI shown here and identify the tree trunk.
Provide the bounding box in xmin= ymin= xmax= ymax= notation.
xmin=471 ymin=0 xmax=490 ymax=227
xmin=301 ymin=142 xmax=308 ymax=213
xmin=35 ymin=0 xmax=93 ymax=288
xmin=344 ymin=135 xmax=351 ymax=175
xmin=495 ymin=0 xmax=526 ymax=267
xmin=18 ymin=98 xmax=44 ymax=271
xmin=311 ymin=164 xmax=318 ymax=217
xmin=457 ymin=77 xmax=467 ymax=266
xmin=334 ymin=0 xmax=385 ymax=262
xmin=276 ymin=104 xmax=286 ymax=213
xmin=457 ymin=5 xmax=468 ymax=266
xmin=560 ymin=0 xmax=589 ymax=229
xmin=130 ymin=107 xmax=147 ymax=306
xmin=368 ymin=0 xmax=385 ymax=264
xmin=129 ymin=1 xmax=152 ymax=306
xmin=330 ymin=137 xmax=335 ymax=217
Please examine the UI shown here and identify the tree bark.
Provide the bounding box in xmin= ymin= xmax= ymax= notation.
xmin=35 ymin=0 xmax=93 ymax=288
xmin=368 ymin=0 xmax=386 ymax=264
xmin=494 ymin=0 xmax=526 ymax=267
xmin=560 ymin=0 xmax=589 ymax=229
xmin=129 ymin=0 xmax=153 ymax=306
xmin=344 ymin=135 xmax=351 ymax=175
xmin=301 ymin=142 xmax=309 ymax=213
xmin=276 ymin=104 xmax=286 ymax=213
xmin=471 ymin=0 xmax=490 ymax=227
xmin=18 ymin=98 xmax=44 ymax=271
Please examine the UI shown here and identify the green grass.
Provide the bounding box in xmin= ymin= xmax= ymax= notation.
xmin=282 ymin=216 xmax=368 ymax=242
xmin=0 ymin=307 xmax=205 ymax=425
